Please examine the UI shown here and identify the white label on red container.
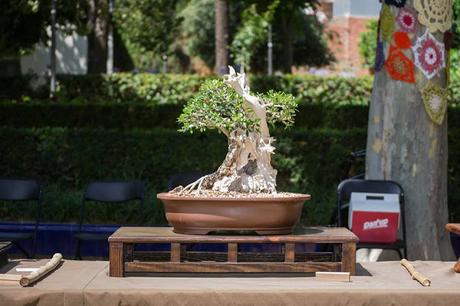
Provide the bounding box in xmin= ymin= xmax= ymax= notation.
xmin=363 ymin=218 xmax=389 ymax=231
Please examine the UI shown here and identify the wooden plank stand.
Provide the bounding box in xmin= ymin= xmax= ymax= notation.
xmin=108 ymin=227 xmax=357 ymax=277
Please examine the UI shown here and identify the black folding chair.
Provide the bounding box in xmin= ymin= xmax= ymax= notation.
xmin=167 ymin=172 xmax=208 ymax=191
xmin=74 ymin=180 xmax=145 ymax=259
xmin=0 ymin=178 xmax=42 ymax=258
xmin=337 ymin=179 xmax=407 ymax=259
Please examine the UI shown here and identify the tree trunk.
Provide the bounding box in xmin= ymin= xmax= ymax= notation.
xmin=279 ymin=13 xmax=293 ymax=74
xmin=214 ymin=0 xmax=228 ymax=75
xmin=87 ymin=0 xmax=108 ymax=74
xmin=366 ymin=2 xmax=452 ymax=260
xmin=177 ymin=67 xmax=277 ymax=195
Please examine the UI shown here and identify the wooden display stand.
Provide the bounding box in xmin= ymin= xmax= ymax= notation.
xmin=108 ymin=227 xmax=357 ymax=277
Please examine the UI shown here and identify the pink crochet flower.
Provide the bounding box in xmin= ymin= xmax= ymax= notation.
xmin=396 ymin=7 xmax=417 ymax=33
xmin=412 ymin=30 xmax=445 ymax=79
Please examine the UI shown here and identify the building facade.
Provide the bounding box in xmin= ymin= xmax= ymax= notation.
xmin=320 ymin=0 xmax=380 ymax=76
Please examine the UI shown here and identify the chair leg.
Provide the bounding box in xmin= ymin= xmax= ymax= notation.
xmin=31 ymin=237 xmax=37 ymax=259
xmin=13 ymin=241 xmax=31 ymax=259
xmin=74 ymin=240 xmax=82 ymax=260
xmin=396 ymin=248 xmax=403 ymax=260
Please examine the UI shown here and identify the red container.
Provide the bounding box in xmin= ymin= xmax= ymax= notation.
xmin=349 ymin=193 xmax=400 ymax=244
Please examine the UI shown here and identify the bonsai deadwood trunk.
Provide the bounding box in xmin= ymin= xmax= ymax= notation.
xmin=180 ymin=68 xmax=277 ymax=194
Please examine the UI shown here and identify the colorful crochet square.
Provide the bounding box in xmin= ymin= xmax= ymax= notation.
xmin=394 ymin=32 xmax=412 ymax=49
xmin=381 ymin=5 xmax=395 ymax=42
xmin=414 ymin=0 xmax=453 ymax=33
xmin=374 ymin=41 xmax=385 ymax=72
xmin=385 ymin=0 xmax=407 ymax=7
xmin=412 ymin=29 xmax=446 ymax=79
xmin=385 ymin=45 xmax=415 ymax=83
xmin=396 ymin=7 xmax=417 ymax=33
xmin=421 ymin=81 xmax=448 ymax=125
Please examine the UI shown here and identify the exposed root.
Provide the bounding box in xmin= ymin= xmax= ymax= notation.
xmin=178 ymin=174 xmax=211 ymax=195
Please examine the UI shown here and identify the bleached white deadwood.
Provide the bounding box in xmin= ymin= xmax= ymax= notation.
xmin=176 ymin=66 xmax=277 ymax=194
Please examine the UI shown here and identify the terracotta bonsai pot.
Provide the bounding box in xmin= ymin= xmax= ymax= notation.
xmin=157 ymin=192 xmax=311 ymax=235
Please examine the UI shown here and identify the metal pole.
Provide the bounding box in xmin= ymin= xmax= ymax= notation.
xmin=162 ymin=54 xmax=168 ymax=73
xmin=106 ymin=0 xmax=114 ymax=74
xmin=267 ymin=24 xmax=273 ymax=76
xmin=50 ymin=0 xmax=57 ymax=98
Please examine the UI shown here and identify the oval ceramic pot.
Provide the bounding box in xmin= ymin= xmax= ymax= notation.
xmin=157 ymin=192 xmax=311 ymax=235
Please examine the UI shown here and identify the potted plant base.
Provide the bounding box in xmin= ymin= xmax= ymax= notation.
xmin=158 ymin=67 xmax=310 ymax=235
xmin=157 ymin=192 xmax=310 ymax=235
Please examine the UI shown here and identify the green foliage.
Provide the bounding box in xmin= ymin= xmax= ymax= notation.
xmin=450 ymin=50 xmax=460 ymax=87
xmin=57 ymin=73 xmax=210 ymax=104
xmin=2 ymin=125 xmax=460 ymax=224
xmin=230 ymin=1 xmax=280 ymax=69
xmin=0 ymin=0 xmax=89 ymax=57
xmin=178 ymin=79 xmax=257 ymax=133
xmin=178 ymin=78 xmax=297 ymax=134
xmin=1 ymin=73 xmax=374 ymax=105
xmin=452 ymin=0 xmax=460 ymax=49
xmin=0 ymin=101 xmax=372 ymax=130
xmin=114 ymin=0 xmax=183 ymax=69
xmin=262 ymin=90 xmax=297 ymax=127
xmin=179 ymin=0 xmax=216 ymax=68
xmin=0 ymin=126 xmax=366 ymax=225
xmin=358 ymin=20 xmax=378 ymax=68
xmin=291 ymin=14 xmax=334 ymax=68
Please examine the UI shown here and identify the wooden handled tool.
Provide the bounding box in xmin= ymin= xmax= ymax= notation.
xmin=400 ymin=259 xmax=431 ymax=286
xmin=445 ymin=223 xmax=460 ymax=273
xmin=0 ymin=253 xmax=63 ymax=286
xmin=20 ymin=253 xmax=63 ymax=286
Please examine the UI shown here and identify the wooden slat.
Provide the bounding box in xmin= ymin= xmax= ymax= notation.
xmin=341 ymin=242 xmax=356 ymax=275
xmin=134 ymin=251 xmax=334 ymax=263
xmin=125 ymin=261 xmax=341 ymax=273
xmin=109 ymin=242 xmax=124 ymax=277
xmin=125 ymin=244 xmax=134 ymax=262
xmin=284 ymin=243 xmax=295 ymax=262
xmin=227 ymin=243 xmax=238 ymax=262
xmin=170 ymin=243 xmax=181 ymax=263
xmin=109 ymin=227 xmax=359 ymax=244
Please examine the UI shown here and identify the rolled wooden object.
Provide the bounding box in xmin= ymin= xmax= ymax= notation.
xmin=0 ymin=274 xmax=21 ymax=282
xmin=445 ymin=223 xmax=460 ymax=273
xmin=19 ymin=253 xmax=63 ymax=287
xmin=400 ymin=259 xmax=431 ymax=287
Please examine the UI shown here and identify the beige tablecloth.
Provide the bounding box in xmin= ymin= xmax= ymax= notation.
xmin=0 ymin=260 xmax=459 ymax=306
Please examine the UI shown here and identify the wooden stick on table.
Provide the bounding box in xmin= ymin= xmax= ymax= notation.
xmin=400 ymin=259 xmax=431 ymax=287
xmin=19 ymin=253 xmax=63 ymax=287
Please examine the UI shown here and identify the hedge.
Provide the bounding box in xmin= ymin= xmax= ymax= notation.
xmin=1 ymin=73 xmax=374 ymax=106
xmin=0 ymin=102 xmax=370 ymax=130
xmin=0 ymin=126 xmax=368 ymax=226
xmin=2 ymin=73 xmax=460 ymax=106
xmin=1 ymin=126 xmax=460 ymax=225
xmin=4 ymin=101 xmax=460 ymax=131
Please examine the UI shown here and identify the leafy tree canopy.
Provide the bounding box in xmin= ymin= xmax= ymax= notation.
xmin=178 ymin=79 xmax=297 ymax=135
xmin=113 ymin=0 xmax=183 ymax=69
xmin=230 ymin=0 xmax=280 ymax=69
xmin=0 ymin=0 xmax=88 ymax=57
xmin=358 ymin=19 xmax=378 ymax=68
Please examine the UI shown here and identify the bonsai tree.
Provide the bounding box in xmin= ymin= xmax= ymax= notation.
xmin=176 ymin=67 xmax=297 ymax=194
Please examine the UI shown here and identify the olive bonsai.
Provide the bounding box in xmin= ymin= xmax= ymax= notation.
xmin=175 ymin=67 xmax=297 ymax=195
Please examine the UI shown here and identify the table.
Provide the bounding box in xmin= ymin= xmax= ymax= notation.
xmin=0 ymin=260 xmax=459 ymax=306
xmin=108 ymin=227 xmax=358 ymax=276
